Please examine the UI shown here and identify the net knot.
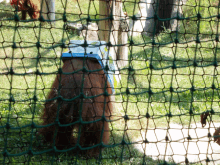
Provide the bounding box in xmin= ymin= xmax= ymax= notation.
xmin=28 ymin=149 xmax=34 ymax=156
xmin=81 ymin=41 xmax=88 ymax=48
xmin=3 ymin=151 xmax=8 ymax=157
xmin=33 ymin=95 xmax=38 ymax=101
xmin=216 ymin=36 xmax=219 ymax=42
xmin=82 ymin=67 xmax=87 ymax=73
xmin=58 ymin=68 xmax=62 ymax=74
xmin=5 ymin=123 xmax=10 ymax=129
xmin=54 ymin=120 xmax=60 ymax=126
xmin=12 ymin=42 xmax=17 ymax=49
xmin=107 ymin=42 xmax=112 ymax=47
xmin=79 ymin=93 xmax=84 ymax=99
xmin=131 ymin=15 xmax=137 ymax=21
xmin=109 ymin=14 xmax=114 ymax=21
xmin=172 ymin=63 xmax=177 ymax=69
xmin=189 ymin=108 xmax=193 ymax=115
xmin=9 ymin=68 xmax=14 ymax=75
xmin=14 ymin=14 xmax=19 ymax=22
xmin=121 ymin=139 xmax=127 ymax=145
xmin=193 ymin=61 xmax=198 ymax=67
xmin=61 ymin=42 xmax=66 ymax=48
xmin=197 ymin=13 xmax=202 ymax=19
xmin=210 ymin=109 xmax=215 ymax=114
xmin=31 ymin=123 xmax=36 ymax=128
xmin=196 ymin=37 xmax=200 ymax=43
xmin=9 ymin=95 xmax=15 ymax=102
xmin=190 ymin=86 xmax=195 ymax=92
xmin=104 ymin=65 xmax=109 ymax=71
xmin=169 ymin=87 xmax=174 ymax=92
xmin=39 ymin=16 xmax=45 ymax=22
xmin=151 ymin=40 xmax=156 ymax=45
xmin=148 ymin=88 xmax=153 ymax=96
xmin=57 ymin=96 xmax=62 ymax=102
xmin=154 ymin=14 xmax=158 ymax=20
xmin=177 ymin=15 xmax=182 ymax=20
xmin=212 ymin=84 xmax=216 ymax=89
xmin=213 ymin=60 xmax=218 ymax=67
xmin=146 ymin=113 xmax=150 ymax=118
xmin=174 ymin=38 xmax=179 ymax=44
xmin=86 ymin=16 xmax=91 ymax=23
xmin=103 ymin=91 xmax=109 ymax=96
xmin=187 ymin=135 xmax=192 ymax=140
xmin=130 ymin=40 xmax=134 ymax=46
xmin=149 ymin=63 xmax=154 ymax=70
xmin=126 ymin=88 xmax=130 ymax=95
xmin=143 ymin=139 xmax=149 ymax=143
xmin=124 ymin=115 xmax=129 ymax=120
xmin=35 ymin=69 xmax=40 ymax=75
xmin=63 ymin=13 xmax=67 ymax=22
xmin=167 ymin=112 xmax=172 ymax=118
xmin=128 ymin=66 xmax=134 ymax=72
xmin=206 ymin=157 xmax=210 ymax=162
xmin=101 ymin=116 xmax=106 ymax=122
xmin=36 ymin=42 xmax=41 ymax=48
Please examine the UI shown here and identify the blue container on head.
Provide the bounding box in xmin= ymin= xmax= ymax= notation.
xmin=62 ymin=40 xmax=116 ymax=93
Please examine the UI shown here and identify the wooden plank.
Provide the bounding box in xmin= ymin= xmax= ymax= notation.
xmin=117 ymin=8 xmax=128 ymax=68
xmin=99 ymin=0 xmax=113 ymax=42
xmin=41 ymin=0 xmax=55 ymax=25
xmin=99 ymin=0 xmax=128 ymax=69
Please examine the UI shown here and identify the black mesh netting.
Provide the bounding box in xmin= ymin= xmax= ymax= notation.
xmin=0 ymin=0 xmax=220 ymax=164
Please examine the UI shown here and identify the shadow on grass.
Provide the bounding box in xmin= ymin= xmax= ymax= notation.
xmin=130 ymin=44 xmax=220 ymax=69
xmin=0 ymin=2 xmax=14 ymax=19
xmin=0 ymin=125 xmax=176 ymax=164
xmin=0 ymin=93 xmax=175 ymax=164
xmin=0 ymin=11 xmax=14 ymax=19
xmin=1 ymin=35 xmax=79 ymax=72
xmin=125 ymin=45 xmax=220 ymax=115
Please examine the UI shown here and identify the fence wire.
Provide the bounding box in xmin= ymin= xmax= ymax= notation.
xmin=0 ymin=0 xmax=220 ymax=164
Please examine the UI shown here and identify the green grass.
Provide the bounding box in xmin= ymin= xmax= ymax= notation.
xmin=0 ymin=0 xmax=219 ymax=164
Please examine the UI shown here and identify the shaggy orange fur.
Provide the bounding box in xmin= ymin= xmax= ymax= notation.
xmin=10 ymin=0 xmax=40 ymax=20
xmin=38 ymin=58 xmax=113 ymax=156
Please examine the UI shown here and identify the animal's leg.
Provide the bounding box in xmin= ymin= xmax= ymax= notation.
xmin=27 ymin=2 xmax=40 ymax=19
xmin=55 ymin=102 xmax=78 ymax=149
xmin=55 ymin=125 xmax=75 ymax=149
xmin=38 ymin=126 xmax=55 ymax=143
xmin=21 ymin=11 xmax=27 ymax=20
xmin=79 ymin=120 xmax=110 ymax=156
xmin=27 ymin=9 xmax=34 ymax=19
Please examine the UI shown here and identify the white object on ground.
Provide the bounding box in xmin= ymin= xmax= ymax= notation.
xmin=134 ymin=122 xmax=220 ymax=164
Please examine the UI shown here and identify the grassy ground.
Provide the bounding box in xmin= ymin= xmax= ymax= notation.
xmin=0 ymin=0 xmax=219 ymax=164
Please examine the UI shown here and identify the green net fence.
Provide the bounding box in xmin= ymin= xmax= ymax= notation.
xmin=0 ymin=0 xmax=220 ymax=164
